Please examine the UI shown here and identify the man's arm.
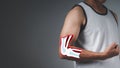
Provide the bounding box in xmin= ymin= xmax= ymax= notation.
xmin=59 ymin=6 xmax=119 ymax=61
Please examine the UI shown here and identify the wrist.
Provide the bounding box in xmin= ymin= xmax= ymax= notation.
xmin=98 ymin=52 xmax=107 ymax=60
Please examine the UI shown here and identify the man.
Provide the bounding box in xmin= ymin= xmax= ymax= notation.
xmin=59 ymin=0 xmax=120 ymax=68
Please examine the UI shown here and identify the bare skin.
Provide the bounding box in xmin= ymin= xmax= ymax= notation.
xmin=59 ymin=0 xmax=120 ymax=61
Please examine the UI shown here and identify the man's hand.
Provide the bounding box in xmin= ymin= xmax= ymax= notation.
xmin=102 ymin=42 xmax=120 ymax=60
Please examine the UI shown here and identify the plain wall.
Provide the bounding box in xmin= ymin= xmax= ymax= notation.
xmin=0 ymin=0 xmax=120 ymax=68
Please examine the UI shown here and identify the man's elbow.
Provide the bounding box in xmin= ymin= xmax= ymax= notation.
xmin=59 ymin=54 xmax=65 ymax=59
xmin=58 ymin=47 xmax=67 ymax=59
xmin=59 ymin=51 xmax=66 ymax=59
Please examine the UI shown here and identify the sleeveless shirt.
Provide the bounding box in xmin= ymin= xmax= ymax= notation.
xmin=74 ymin=2 xmax=120 ymax=68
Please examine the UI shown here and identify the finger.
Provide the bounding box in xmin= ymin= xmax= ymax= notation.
xmin=115 ymin=46 xmax=119 ymax=54
xmin=116 ymin=46 xmax=119 ymax=51
xmin=111 ymin=43 xmax=118 ymax=48
xmin=115 ymin=44 xmax=119 ymax=48
xmin=109 ymin=43 xmax=117 ymax=49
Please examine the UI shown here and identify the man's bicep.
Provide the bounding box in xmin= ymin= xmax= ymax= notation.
xmin=60 ymin=7 xmax=84 ymax=42
xmin=60 ymin=22 xmax=80 ymax=42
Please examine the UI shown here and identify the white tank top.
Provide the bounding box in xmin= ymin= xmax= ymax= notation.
xmin=74 ymin=2 xmax=120 ymax=68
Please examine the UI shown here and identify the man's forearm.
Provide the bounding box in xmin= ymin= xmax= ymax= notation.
xmin=79 ymin=49 xmax=105 ymax=60
xmin=59 ymin=35 xmax=106 ymax=61
xmin=59 ymin=45 xmax=106 ymax=61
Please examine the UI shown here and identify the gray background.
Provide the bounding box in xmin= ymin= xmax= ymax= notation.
xmin=0 ymin=0 xmax=120 ymax=68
